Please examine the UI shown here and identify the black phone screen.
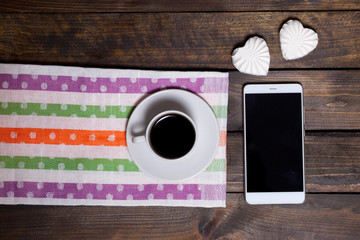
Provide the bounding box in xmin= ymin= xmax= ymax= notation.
xmin=245 ymin=93 xmax=304 ymax=192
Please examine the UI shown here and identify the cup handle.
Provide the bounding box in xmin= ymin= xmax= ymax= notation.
xmin=132 ymin=136 xmax=145 ymax=143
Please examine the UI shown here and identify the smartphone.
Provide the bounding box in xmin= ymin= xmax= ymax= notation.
xmin=243 ymin=83 xmax=305 ymax=204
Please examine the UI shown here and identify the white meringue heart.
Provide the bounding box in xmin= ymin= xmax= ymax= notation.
xmin=232 ymin=36 xmax=270 ymax=76
xmin=280 ymin=19 xmax=318 ymax=60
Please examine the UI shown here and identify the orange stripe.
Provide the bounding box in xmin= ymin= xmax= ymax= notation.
xmin=219 ymin=130 xmax=226 ymax=146
xmin=0 ymin=128 xmax=226 ymax=147
xmin=0 ymin=128 xmax=126 ymax=146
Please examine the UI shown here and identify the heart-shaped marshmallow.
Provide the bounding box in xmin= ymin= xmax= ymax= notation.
xmin=280 ymin=19 xmax=318 ymax=60
xmin=232 ymin=36 xmax=270 ymax=76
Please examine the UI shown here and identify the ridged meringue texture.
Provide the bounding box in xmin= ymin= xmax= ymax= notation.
xmin=232 ymin=36 xmax=270 ymax=76
xmin=280 ymin=19 xmax=319 ymax=60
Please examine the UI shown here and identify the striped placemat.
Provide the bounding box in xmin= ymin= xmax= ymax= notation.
xmin=0 ymin=64 xmax=228 ymax=207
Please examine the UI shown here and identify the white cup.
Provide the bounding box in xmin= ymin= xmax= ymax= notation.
xmin=132 ymin=110 xmax=197 ymax=160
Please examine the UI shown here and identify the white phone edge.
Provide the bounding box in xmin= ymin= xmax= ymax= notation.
xmin=243 ymin=83 xmax=306 ymax=205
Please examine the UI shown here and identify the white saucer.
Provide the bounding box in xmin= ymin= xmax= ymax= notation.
xmin=126 ymin=89 xmax=219 ymax=182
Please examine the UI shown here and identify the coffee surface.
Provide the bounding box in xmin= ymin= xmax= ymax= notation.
xmin=150 ymin=114 xmax=196 ymax=159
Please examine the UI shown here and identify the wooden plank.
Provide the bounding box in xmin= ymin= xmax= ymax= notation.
xmin=228 ymin=70 xmax=360 ymax=131
xmin=204 ymin=194 xmax=360 ymax=239
xmin=0 ymin=0 xmax=359 ymax=12
xmin=226 ymin=131 xmax=360 ymax=193
xmin=0 ymin=12 xmax=359 ymax=69
xmin=0 ymin=194 xmax=359 ymax=239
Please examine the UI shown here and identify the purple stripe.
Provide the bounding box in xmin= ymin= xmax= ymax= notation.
xmin=0 ymin=182 xmax=225 ymax=201
xmin=0 ymin=74 xmax=227 ymax=93
xmin=203 ymin=77 xmax=229 ymax=93
xmin=200 ymin=184 xmax=226 ymax=200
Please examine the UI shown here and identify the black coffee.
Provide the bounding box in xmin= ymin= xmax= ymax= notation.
xmin=150 ymin=114 xmax=196 ymax=159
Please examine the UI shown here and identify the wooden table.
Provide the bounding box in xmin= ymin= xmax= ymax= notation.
xmin=0 ymin=1 xmax=360 ymax=239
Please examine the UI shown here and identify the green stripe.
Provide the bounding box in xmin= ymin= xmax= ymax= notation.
xmin=0 ymin=102 xmax=133 ymax=118
xmin=0 ymin=156 xmax=225 ymax=172
xmin=0 ymin=102 xmax=227 ymax=119
xmin=205 ymin=158 xmax=226 ymax=171
xmin=211 ymin=106 xmax=227 ymax=118
xmin=0 ymin=156 xmax=139 ymax=172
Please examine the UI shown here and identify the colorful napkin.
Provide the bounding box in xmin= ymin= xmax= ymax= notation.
xmin=0 ymin=64 xmax=228 ymax=207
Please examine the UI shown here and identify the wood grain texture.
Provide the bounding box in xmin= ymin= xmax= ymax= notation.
xmin=0 ymin=194 xmax=359 ymax=239
xmin=0 ymin=0 xmax=359 ymax=12
xmin=228 ymin=70 xmax=360 ymax=131
xmin=0 ymin=12 xmax=359 ymax=69
xmin=226 ymin=132 xmax=360 ymax=193
xmin=0 ymin=2 xmax=358 ymax=239
xmin=204 ymin=194 xmax=360 ymax=239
